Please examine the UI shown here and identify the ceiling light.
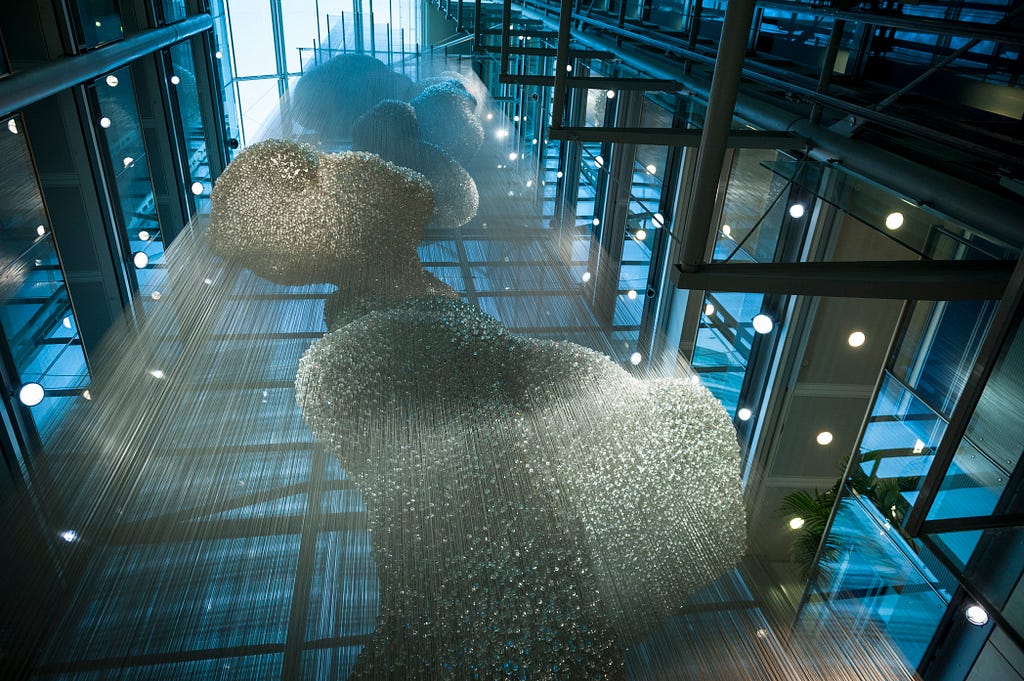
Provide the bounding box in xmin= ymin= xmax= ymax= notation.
xmin=566 ymin=64 xmax=573 ymax=72
xmin=62 ymin=316 xmax=72 ymax=328
xmin=170 ymin=75 xmax=180 ymax=85
xmin=595 ymin=155 xmax=604 ymax=167
xmin=789 ymin=204 xmax=806 ymax=218
xmin=635 ymin=229 xmax=647 ymax=241
xmin=913 ymin=439 xmax=925 ymax=454
xmin=99 ymin=116 xmax=112 ymax=128
xmin=190 ymin=181 xmax=204 ymax=195
xmin=36 ymin=225 xmax=46 ymax=236
xmin=721 ymin=224 xmax=732 ymax=237
xmin=496 ymin=129 xmax=508 ymax=139
xmin=629 ymin=352 xmax=642 ymax=365
xmin=486 ymin=113 xmax=493 ymax=121
xmin=513 ymin=115 xmax=520 ymax=122
xmin=646 ymin=164 xmax=657 ymax=174
xmin=627 ymin=290 xmax=637 ymax=300
xmin=215 ymin=50 xmax=223 ymax=59
xmin=606 ymin=90 xmax=615 ymax=99
xmin=123 ymin=156 xmax=134 ymax=168
xmin=138 ymin=230 xmax=150 ymax=241
xmin=149 ymin=369 xmax=166 ymax=379
xmin=848 ymin=331 xmax=866 ymax=347
xmin=532 ymin=138 xmax=538 ymax=145
xmin=7 ymin=119 xmax=17 ymax=134
xmin=508 ymin=152 xmax=518 ymax=161
xmin=133 ymin=251 xmax=149 ymax=268
xmin=59 ymin=529 xmax=79 ymax=542
xmin=816 ymin=431 xmax=833 ymax=446
xmin=581 ymin=271 xmax=591 ymax=283
xmin=94 ymin=20 xmax=101 ymax=27
xmin=705 ymin=303 xmax=715 ymax=316
xmin=965 ymin=605 xmax=989 ymax=626
xmin=556 ymin=171 xmax=563 ymax=178
xmin=653 ymin=212 xmax=664 ymax=226
xmin=526 ymin=180 xmax=533 ymax=188
xmin=105 ymin=74 xmax=119 ymax=87
xmin=737 ymin=408 xmax=752 ymax=421
xmin=18 ymin=382 xmax=45 ymax=407
xmin=752 ymin=314 xmax=773 ymax=334
xmin=789 ymin=517 xmax=805 ymax=530
xmin=82 ymin=389 xmax=92 ymax=400
xmin=885 ymin=212 xmax=904 ymax=230
xmin=592 ymin=218 xmax=600 ymax=226
xmin=151 ymin=290 xmax=162 ymax=300
xmin=204 ymin=277 xmax=214 ymax=285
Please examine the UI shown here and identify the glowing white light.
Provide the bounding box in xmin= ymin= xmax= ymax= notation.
xmin=789 ymin=203 xmax=806 ymax=219
xmin=122 ymin=156 xmax=134 ymax=168
xmin=913 ymin=439 xmax=925 ymax=454
xmin=526 ymin=180 xmax=533 ymax=188
xmin=816 ymin=431 xmax=834 ymax=446
xmin=149 ymin=369 xmax=166 ymax=379
xmin=133 ymin=251 xmax=149 ymax=269
xmin=722 ymin=224 xmax=732 ymax=237
xmin=531 ymin=138 xmax=538 ymax=145
xmin=646 ymin=164 xmax=657 ymax=174
xmin=738 ymin=408 xmax=752 ymax=421
xmin=848 ymin=331 xmax=866 ymax=347
xmin=191 ymin=181 xmax=204 ymax=195
xmin=151 ymin=291 xmax=162 ymax=300
xmin=595 ymin=155 xmax=604 ymax=168
xmin=138 ymin=230 xmax=150 ymax=241
xmin=105 ymin=74 xmax=119 ymax=87
xmin=99 ymin=117 xmax=112 ymax=128
xmin=592 ymin=218 xmax=600 ymax=226
xmin=629 ymin=352 xmax=642 ymax=365
xmin=204 ymin=277 xmax=214 ymax=285
xmin=62 ymin=316 xmax=72 ymax=328
xmin=885 ymin=212 xmax=904 ymax=230
xmin=7 ymin=119 xmax=17 ymax=134
xmin=556 ymin=171 xmax=564 ymax=179
xmin=965 ymin=605 xmax=989 ymax=626
xmin=752 ymin=314 xmax=774 ymax=334
xmin=635 ymin=229 xmax=647 ymax=241
xmin=606 ymin=90 xmax=615 ymax=99
xmin=36 ymin=225 xmax=46 ymax=236
xmin=82 ymin=389 xmax=92 ymax=400
xmin=789 ymin=517 xmax=805 ymax=530
xmin=581 ymin=271 xmax=592 ymax=283
xmin=508 ymin=152 xmax=518 ymax=161
xmin=513 ymin=115 xmax=520 ymax=122
xmin=170 ymin=75 xmax=181 ymax=85
xmin=215 ymin=50 xmax=223 ymax=59
xmin=18 ymin=383 xmax=45 ymax=407
xmin=94 ymin=20 xmax=101 ymax=27
xmin=496 ymin=129 xmax=509 ymax=139
xmin=60 ymin=530 xmax=79 ymax=542
xmin=566 ymin=64 xmax=573 ymax=72
xmin=705 ymin=303 xmax=715 ymax=316
xmin=627 ymin=290 xmax=638 ymax=300
xmin=653 ymin=212 xmax=664 ymax=226
xmin=486 ymin=113 xmax=494 ymax=121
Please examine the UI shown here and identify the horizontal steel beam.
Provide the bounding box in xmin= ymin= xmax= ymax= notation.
xmin=501 ymin=75 xmax=683 ymax=90
xmin=480 ymin=45 xmax=616 ymax=58
xmin=672 ymin=259 xmax=1016 ymax=300
xmin=549 ymin=127 xmax=802 ymax=148
xmin=0 ymin=14 xmax=213 ymax=119
xmin=480 ymin=28 xmax=559 ymax=37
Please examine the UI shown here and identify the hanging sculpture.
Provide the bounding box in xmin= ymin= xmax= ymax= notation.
xmin=207 ymin=135 xmax=747 ymax=677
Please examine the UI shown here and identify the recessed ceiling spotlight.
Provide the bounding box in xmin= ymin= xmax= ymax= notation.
xmin=816 ymin=431 xmax=833 ymax=445
xmin=566 ymin=64 xmax=573 ymax=72
xmin=123 ymin=156 xmax=134 ymax=168
xmin=653 ymin=212 xmax=665 ymax=226
xmin=138 ymin=230 xmax=150 ymax=241
xmin=629 ymin=352 xmax=642 ymax=365
xmin=149 ymin=369 xmax=166 ymax=379
xmin=18 ymin=382 xmax=45 ymax=406
xmin=59 ymin=529 xmax=79 ymax=542
xmin=556 ymin=171 xmax=564 ymax=179
xmin=848 ymin=331 xmax=866 ymax=347
xmin=737 ymin=408 xmax=752 ymax=421
xmin=592 ymin=218 xmax=600 ymax=226
xmin=789 ymin=204 xmax=806 ymax=219
xmin=595 ymin=155 xmax=604 ymax=167
xmin=635 ymin=229 xmax=647 ymax=241
xmin=722 ymin=224 xmax=732 ymax=237
xmin=627 ymin=290 xmax=638 ymax=300
xmin=7 ymin=119 xmax=17 ymax=134
xmin=606 ymin=90 xmax=615 ymax=99
xmin=105 ymin=74 xmax=119 ymax=87
xmin=964 ymin=604 xmax=989 ymax=626
xmin=36 ymin=225 xmax=46 ymax=236
xmin=752 ymin=314 xmax=773 ymax=334
xmin=133 ymin=251 xmax=149 ymax=269
xmin=170 ymin=75 xmax=180 ymax=85
xmin=191 ymin=181 xmax=204 ymax=195
xmin=705 ymin=303 xmax=715 ymax=316
xmin=885 ymin=212 xmax=904 ymax=230
xmin=646 ymin=164 xmax=657 ymax=174
xmin=581 ymin=271 xmax=591 ymax=283
xmin=215 ymin=50 xmax=223 ymax=59
xmin=99 ymin=116 xmax=112 ymax=128
xmin=508 ymin=152 xmax=518 ymax=161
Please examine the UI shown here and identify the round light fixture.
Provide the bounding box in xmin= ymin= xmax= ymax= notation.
xmin=62 ymin=316 xmax=72 ymax=328
xmin=36 ymin=225 xmax=46 ymax=236
xmin=737 ymin=408 xmax=752 ymax=421
xmin=133 ymin=251 xmax=149 ymax=269
xmin=215 ymin=50 xmax=223 ymax=59
xmin=170 ymin=75 xmax=180 ymax=85
xmin=7 ymin=119 xmax=17 ymax=134
xmin=485 ymin=113 xmax=493 ymax=121
xmin=705 ymin=303 xmax=715 ymax=316
xmin=508 ymin=152 xmax=518 ymax=161
xmin=581 ymin=271 xmax=591 ymax=283
xmin=151 ymin=291 xmax=162 ymax=300
xmin=531 ymin=138 xmax=538 ymax=145
xmin=123 ymin=156 xmax=134 ymax=168
xmin=646 ymin=164 xmax=657 ymax=174
xmin=789 ymin=204 xmax=806 ymax=219
xmin=566 ymin=64 xmax=573 ymax=72
xmin=629 ymin=352 xmax=642 ymax=365
xmin=190 ymin=181 xmax=204 ymax=195
xmin=965 ymin=604 xmax=989 ymax=626
xmin=653 ymin=213 xmax=665 ymax=226
xmin=789 ymin=517 xmax=805 ymax=530
xmin=149 ymin=369 xmax=166 ymax=379
xmin=595 ymin=155 xmax=604 ymax=168
xmin=18 ymin=382 xmax=45 ymax=406
xmin=848 ymin=331 xmax=866 ymax=347
xmin=496 ymin=129 xmax=508 ymax=139
xmin=82 ymin=389 xmax=92 ymax=400
xmin=627 ymin=290 xmax=638 ymax=300
xmin=722 ymin=224 xmax=732 ymax=237
xmin=105 ymin=74 xmax=119 ymax=87
xmin=138 ymin=230 xmax=150 ymax=241
xmin=59 ymin=529 xmax=79 ymax=542
xmin=592 ymin=218 xmax=600 ymax=226
xmin=526 ymin=180 xmax=533 ymax=188
xmin=556 ymin=171 xmax=564 ymax=179
xmin=606 ymin=90 xmax=615 ymax=99
xmin=635 ymin=229 xmax=647 ymax=241
xmin=816 ymin=431 xmax=834 ymax=446
xmin=99 ymin=116 xmax=112 ymax=128
xmin=752 ymin=314 xmax=774 ymax=334
xmin=885 ymin=212 xmax=904 ymax=230
xmin=513 ymin=115 xmax=520 ymax=122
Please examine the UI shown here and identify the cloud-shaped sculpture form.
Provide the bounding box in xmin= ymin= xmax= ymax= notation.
xmin=207 ymin=140 xmax=434 ymax=286
xmin=291 ymin=54 xmax=413 ymax=139
xmin=411 ymin=79 xmax=485 ymax=164
xmin=352 ymin=101 xmax=479 ymax=228
xmin=296 ymin=296 xmax=747 ymax=673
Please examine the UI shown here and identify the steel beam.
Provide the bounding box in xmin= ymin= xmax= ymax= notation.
xmin=0 ymin=14 xmax=213 ymax=118
xmin=480 ymin=45 xmax=615 ymax=58
xmin=549 ymin=126 xmax=801 ymax=148
xmin=672 ymin=259 xmax=1017 ymax=300
xmin=549 ymin=0 xmax=573 ymax=129
xmin=502 ymin=74 xmax=682 ymax=89
xmin=678 ymin=0 xmax=756 ymax=271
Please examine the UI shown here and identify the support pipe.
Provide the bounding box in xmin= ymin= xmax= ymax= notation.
xmin=0 ymin=14 xmax=213 ymax=119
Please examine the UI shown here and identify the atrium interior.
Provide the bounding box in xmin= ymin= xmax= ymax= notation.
xmin=0 ymin=0 xmax=1022 ymax=679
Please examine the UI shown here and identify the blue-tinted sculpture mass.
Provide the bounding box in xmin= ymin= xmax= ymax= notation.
xmin=207 ymin=56 xmax=746 ymax=678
